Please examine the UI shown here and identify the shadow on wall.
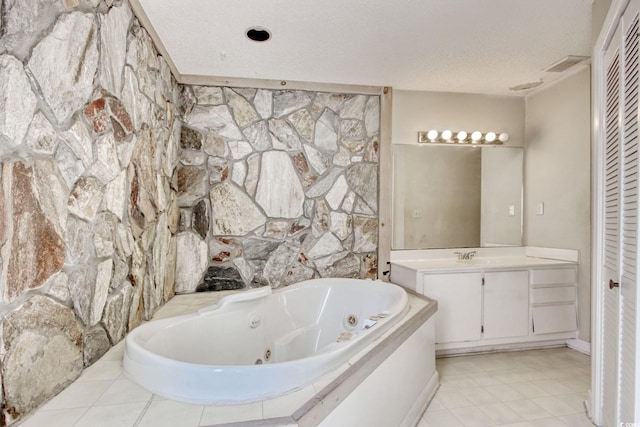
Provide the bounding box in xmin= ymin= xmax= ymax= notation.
xmin=175 ymin=87 xmax=381 ymax=293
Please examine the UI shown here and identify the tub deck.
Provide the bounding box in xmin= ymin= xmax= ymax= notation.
xmin=19 ymin=288 xmax=436 ymax=427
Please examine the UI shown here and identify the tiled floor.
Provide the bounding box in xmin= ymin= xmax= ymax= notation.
xmin=419 ymin=348 xmax=594 ymax=427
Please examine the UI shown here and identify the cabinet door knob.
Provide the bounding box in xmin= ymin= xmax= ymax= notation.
xmin=609 ymin=279 xmax=620 ymax=289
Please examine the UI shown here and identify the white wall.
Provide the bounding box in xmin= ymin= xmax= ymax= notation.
xmin=392 ymin=90 xmax=525 ymax=147
xmin=524 ymin=67 xmax=592 ymax=342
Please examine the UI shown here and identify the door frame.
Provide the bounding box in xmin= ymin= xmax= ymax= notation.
xmin=591 ymin=0 xmax=632 ymax=424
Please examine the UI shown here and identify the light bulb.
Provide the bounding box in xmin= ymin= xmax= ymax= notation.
xmin=456 ymin=131 xmax=467 ymax=142
xmin=427 ymin=129 xmax=439 ymax=141
xmin=471 ymin=131 xmax=482 ymax=143
xmin=485 ymin=132 xmax=497 ymax=143
xmin=499 ymin=132 xmax=510 ymax=142
xmin=441 ymin=130 xmax=453 ymax=141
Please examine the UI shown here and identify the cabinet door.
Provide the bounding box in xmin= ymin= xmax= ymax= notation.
xmin=483 ymin=271 xmax=529 ymax=339
xmin=423 ymin=272 xmax=482 ymax=343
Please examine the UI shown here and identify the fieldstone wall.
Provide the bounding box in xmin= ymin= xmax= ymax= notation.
xmin=176 ymin=87 xmax=380 ymax=291
xmin=0 ymin=0 xmax=181 ymax=424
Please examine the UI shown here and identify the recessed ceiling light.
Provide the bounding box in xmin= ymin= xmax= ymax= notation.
xmin=509 ymin=80 xmax=544 ymax=92
xmin=246 ymin=27 xmax=271 ymax=42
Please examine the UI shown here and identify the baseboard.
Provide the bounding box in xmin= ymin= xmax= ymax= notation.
xmin=567 ymin=338 xmax=591 ymax=355
xmin=399 ymin=370 xmax=440 ymax=427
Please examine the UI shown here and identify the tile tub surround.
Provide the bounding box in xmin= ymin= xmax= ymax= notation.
xmin=17 ymin=290 xmax=436 ymax=427
xmin=175 ymin=87 xmax=381 ymax=292
xmin=0 ymin=0 xmax=182 ymax=423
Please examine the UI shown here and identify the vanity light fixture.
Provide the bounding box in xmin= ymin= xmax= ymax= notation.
xmin=417 ymin=130 xmax=509 ymax=145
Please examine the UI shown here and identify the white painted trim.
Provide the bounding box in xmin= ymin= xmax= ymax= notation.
xmin=590 ymin=1 xmax=631 ymax=425
xmin=399 ymin=371 xmax=439 ymax=427
xmin=378 ymin=88 xmax=393 ymax=280
xmin=567 ymin=338 xmax=591 ymax=355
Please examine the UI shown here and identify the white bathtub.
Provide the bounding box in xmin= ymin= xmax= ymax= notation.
xmin=122 ymin=278 xmax=409 ymax=404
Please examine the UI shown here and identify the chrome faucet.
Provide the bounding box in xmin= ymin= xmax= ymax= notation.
xmin=454 ymin=251 xmax=477 ymax=261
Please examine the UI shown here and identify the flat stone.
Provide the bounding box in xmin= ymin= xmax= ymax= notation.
xmin=55 ymin=143 xmax=84 ymax=189
xmin=25 ymin=112 xmax=59 ymax=154
xmin=1 ymin=161 xmax=65 ymax=302
xmin=65 ymin=216 xmax=93 ymax=264
xmin=180 ymin=126 xmax=203 ymax=150
xmin=342 ymin=191 xmax=356 ymax=212
xmin=126 ymin=23 xmax=159 ymax=71
xmin=282 ymin=263 xmax=315 ymax=286
xmin=2 ymin=296 xmax=83 ymax=421
xmin=362 ymin=254 xmax=378 ymax=279
xmin=207 ymin=157 xmax=229 ymax=183
xmin=346 ymin=163 xmax=378 ymax=213
xmin=289 ymin=218 xmax=311 ymax=236
xmin=197 ymin=266 xmax=245 ymax=292
xmin=102 ymin=170 xmax=127 ymax=220
xmin=306 ymin=168 xmax=343 ymax=198
xmin=68 ymin=176 xmax=103 ymax=222
xmin=264 ymin=220 xmax=288 ymax=240
xmin=121 ymin=66 xmax=152 ymax=131
xmin=342 ymin=139 xmax=365 ymax=153
xmin=364 ymin=136 xmax=379 ymax=162
xmin=364 ymin=96 xmax=380 ymax=136
xmin=99 ymin=3 xmax=132 ymax=97
xmin=0 ymin=55 xmax=38 ymax=151
xmin=233 ymin=258 xmax=255 ymax=283
xmin=232 ymin=161 xmax=246 ymax=186
xmin=110 ymin=255 xmax=129 ymax=292
xmin=353 ymin=215 xmax=378 ymax=252
xmin=269 ymin=119 xmax=302 ymax=151
xmin=210 ymin=183 xmax=266 ymax=235
xmin=93 ymin=212 xmax=118 ymax=257
xmin=90 ymin=259 xmax=113 ymax=326
xmin=242 ymin=237 xmax=279 ymax=260
xmin=254 ymin=89 xmax=273 ymax=119
xmin=61 ymin=118 xmax=94 ymax=168
xmin=354 ymin=198 xmax=375 ymax=215
xmin=0 ymin=0 xmax=63 ymax=60
xmin=174 ymin=232 xmax=209 ymax=293
xmin=234 ymin=88 xmax=257 ymax=100
xmin=88 ymin=133 xmax=120 ymax=184
xmin=325 ymin=175 xmax=348 ymax=210
xmin=228 ymin=140 xmax=253 ymax=159
xmin=108 ymin=98 xmax=134 ymax=135
xmin=288 ymin=109 xmax=314 ymax=142
xmin=290 ymin=152 xmax=310 ymax=175
xmin=314 ymin=121 xmax=338 ymax=153
xmin=304 ymin=144 xmax=330 ymax=175
xmin=193 ymin=199 xmax=209 ymax=239
xmin=340 ymin=95 xmax=366 ymax=120
xmin=193 ymin=86 xmax=224 ymax=105
xmin=243 ymin=120 xmax=271 ymax=151
xmin=181 ymin=150 xmax=207 ymax=166
xmin=204 ymin=134 xmax=227 ymax=156
xmin=333 ymin=146 xmax=352 ymax=167
xmin=330 ymin=212 xmax=351 ymax=240
xmin=307 ymin=233 xmax=343 ymax=259
xmin=27 ymin=12 xmax=99 ymax=124
xmin=164 ymin=236 xmax=177 ymax=302
xmin=244 ymin=153 xmax=260 ymax=197
xmin=83 ymin=325 xmax=111 ymax=366
xmin=340 ymin=119 xmax=366 ymax=139
xmin=263 ymin=239 xmax=301 ymax=287
xmin=47 ymin=271 xmax=70 ymax=303
xmin=209 ymin=237 xmax=242 ymax=262
xmin=225 ymin=88 xmax=259 ymax=128
xmin=255 ymin=151 xmax=304 ymax=218
xmin=177 ymin=166 xmax=208 ymax=206
xmin=315 ymin=252 xmax=360 ymax=278
xmin=186 ymin=105 xmax=243 ymax=139
xmin=316 ymin=93 xmax=348 ymax=112
xmin=312 ymin=199 xmax=330 ymax=237
xmin=177 ymin=85 xmax=196 ymax=117
xmin=273 ymin=90 xmax=312 ymax=117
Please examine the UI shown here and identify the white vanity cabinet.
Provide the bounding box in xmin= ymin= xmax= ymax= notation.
xmin=423 ymin=270 xmax=529 ymax=344
xmin=423 ymin=272 xmax=482 ymax=343
xmin=390 ymin=257 xmax=578 ymax=353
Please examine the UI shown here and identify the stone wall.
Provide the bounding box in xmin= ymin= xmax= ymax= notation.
xmin=0 ymin=0 xmax=181 ymax=424
xmin=175 ymin=87 xmax=380 ymax=292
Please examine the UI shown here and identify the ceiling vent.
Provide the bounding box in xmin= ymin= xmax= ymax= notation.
xmin=509 ymin=80 xmax=544 ymax=92
xmin=543 ymin=55 xmax=589 ymax=73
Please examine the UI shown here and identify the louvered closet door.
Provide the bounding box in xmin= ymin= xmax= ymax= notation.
xmin=602 ymin=24 xmax=622 ymax=427
xmin=620 ymin=4 xmax=640 ymax=422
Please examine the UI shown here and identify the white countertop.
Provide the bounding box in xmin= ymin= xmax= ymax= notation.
xmin=391 ymin=256 xmax=576 ymax=272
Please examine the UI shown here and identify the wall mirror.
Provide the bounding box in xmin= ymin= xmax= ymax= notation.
xmin=392 ymin=145 xmax=523 ymax=250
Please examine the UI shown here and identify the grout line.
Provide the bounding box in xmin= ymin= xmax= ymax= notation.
xmin=132 ymin=395 xmax=155 ymax=427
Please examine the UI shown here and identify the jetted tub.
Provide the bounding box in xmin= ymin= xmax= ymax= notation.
xmin=123 ymin=278 xmax=409 ymax=404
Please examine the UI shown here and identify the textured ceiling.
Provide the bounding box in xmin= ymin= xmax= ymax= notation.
xmin=133 ymin=0 xmax=593 ymax=96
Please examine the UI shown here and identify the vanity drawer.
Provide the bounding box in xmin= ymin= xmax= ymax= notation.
xmin=530 ymin=268 xmax=576 ymax=286
xmin=530 ymin=286 xmax=576 ymax=304
xmin=532 ymin=304 xmax=577 ymax=334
